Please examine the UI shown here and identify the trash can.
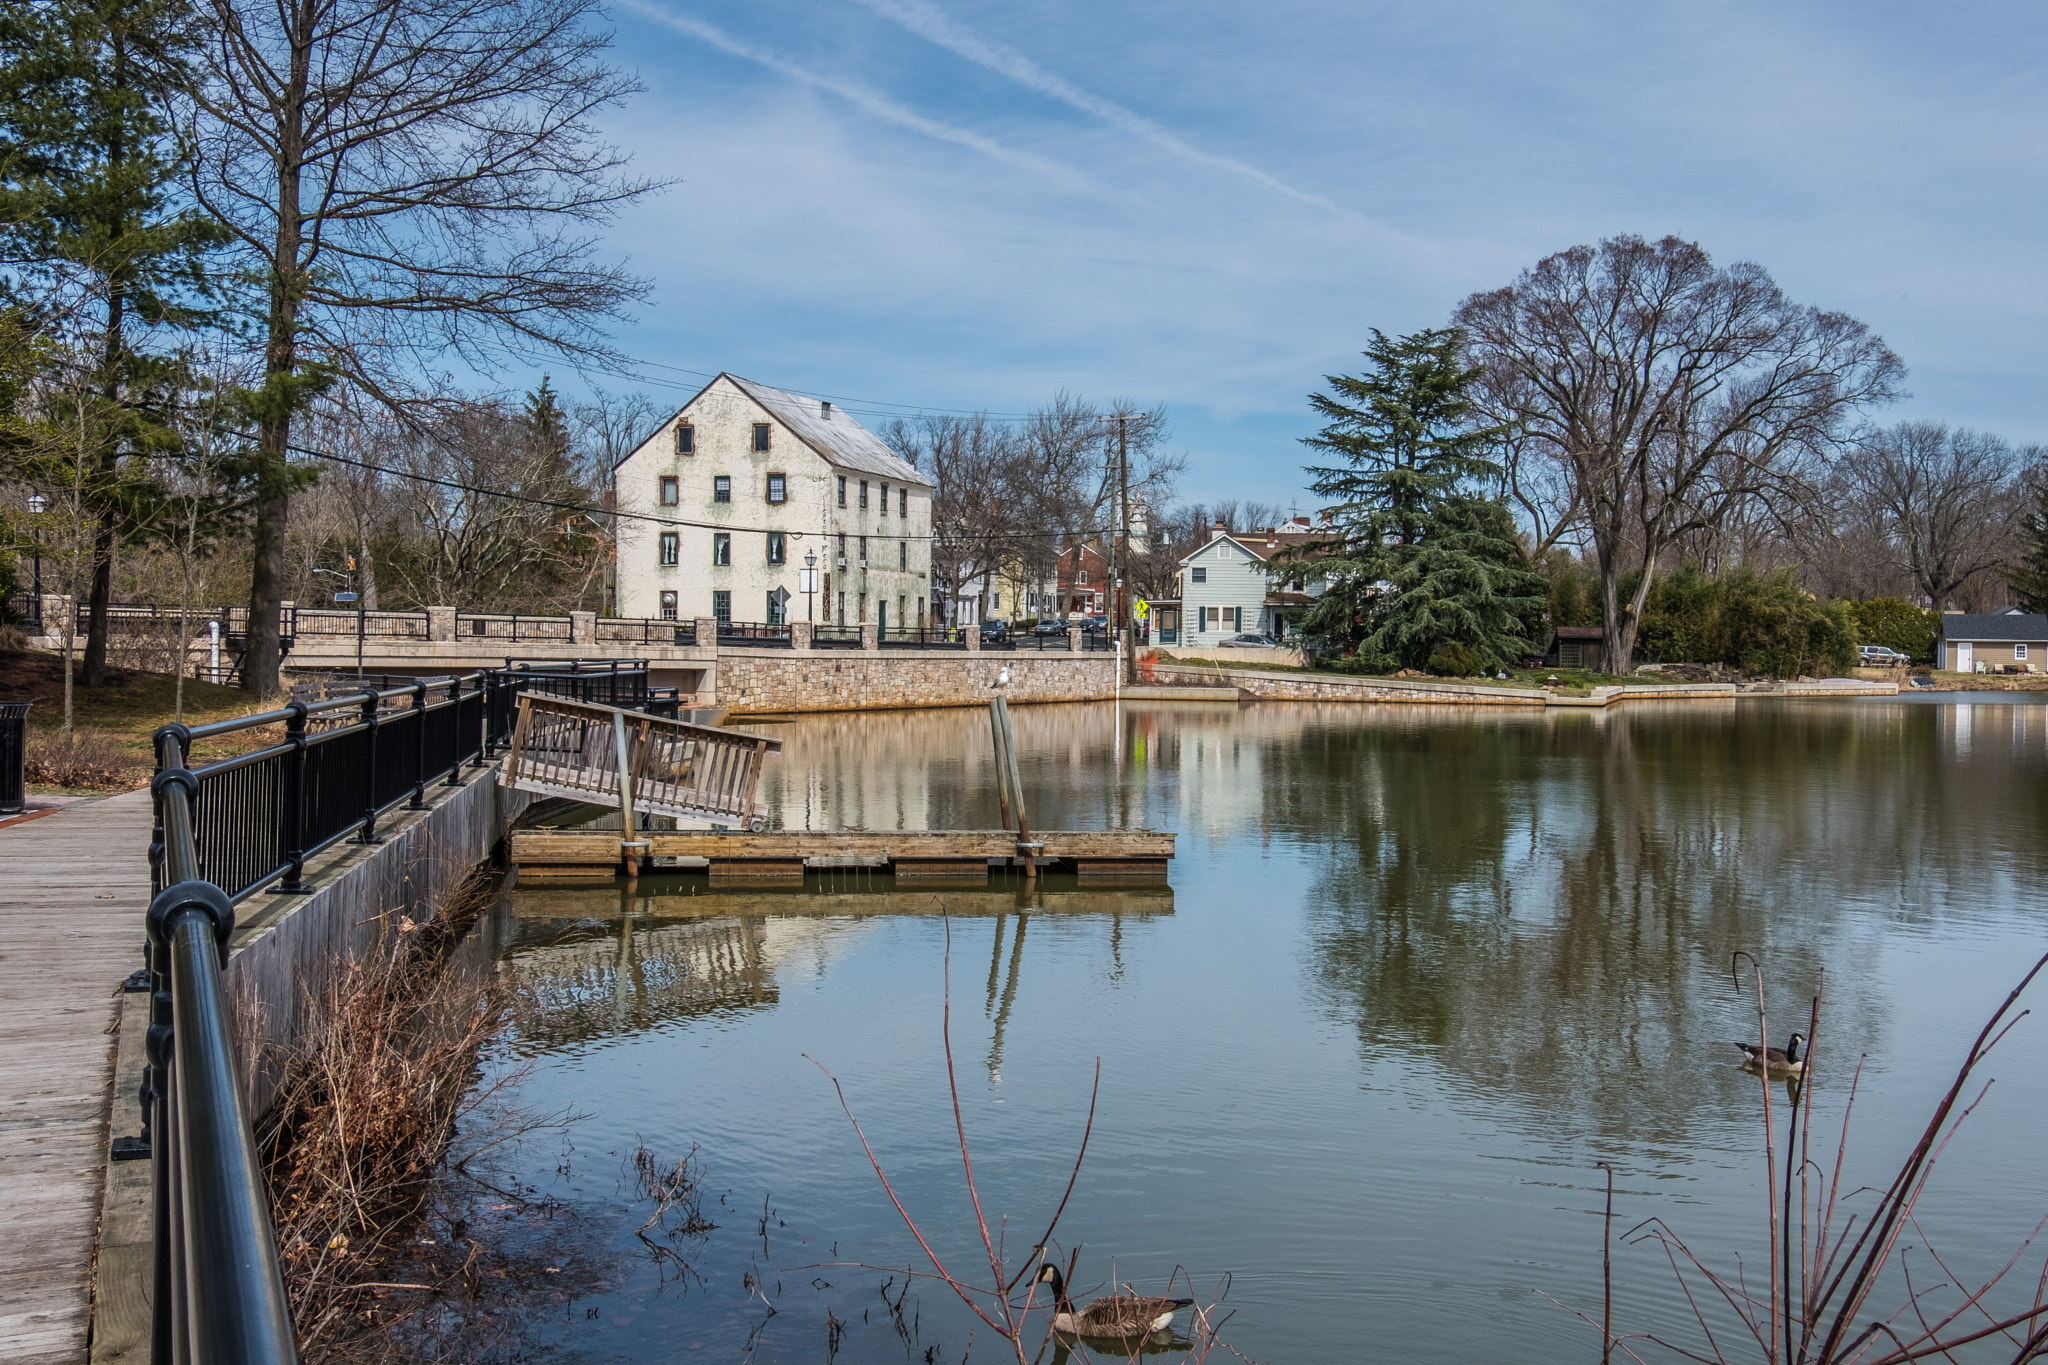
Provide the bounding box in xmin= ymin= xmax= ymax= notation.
xmin=0 ymin=701 xmax=29 ymax=814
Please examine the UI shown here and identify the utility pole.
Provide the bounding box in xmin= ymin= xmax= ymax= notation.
xmin=1116 ymin=413 xmax=1135 ymax=684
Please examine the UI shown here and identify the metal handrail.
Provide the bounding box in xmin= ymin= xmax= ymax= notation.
xmin=146 ymin=732 xmax=299 ymax=1365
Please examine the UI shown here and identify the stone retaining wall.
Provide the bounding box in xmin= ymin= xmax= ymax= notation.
xmin=718 ymin=649 xmax=1117 ymax=713
xmin=1152 ymin=662 xmax=1546 ymax=706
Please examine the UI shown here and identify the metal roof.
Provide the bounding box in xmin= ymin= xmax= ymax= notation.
xmin=727 ymin=375 xmax=932 ymax=487
xmin=1935 ymin=611 xmax=2048 ymax=642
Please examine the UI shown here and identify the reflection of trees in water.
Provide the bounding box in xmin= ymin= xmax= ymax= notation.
xmin=1297 ymin=701 xmax=2048 ymax=1148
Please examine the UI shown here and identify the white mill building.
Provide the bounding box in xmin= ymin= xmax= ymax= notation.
xmin=613 ymin=374 xmax=935 ymax=630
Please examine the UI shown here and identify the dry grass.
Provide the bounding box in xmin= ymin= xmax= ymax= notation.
xmin=259 ymin=871 xmax=534 ymax=1363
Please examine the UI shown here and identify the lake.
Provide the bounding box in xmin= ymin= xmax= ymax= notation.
xmin=439 ymin=694 xmax=2048 ymax=1363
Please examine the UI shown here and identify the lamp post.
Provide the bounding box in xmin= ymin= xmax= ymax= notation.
xmin=314 ymin=562 xmax=364 ymax=680
xmin=802 ymin=548 xmax=817 ymax=623
xmin=26 ymin=493 xmax=46 ymax=632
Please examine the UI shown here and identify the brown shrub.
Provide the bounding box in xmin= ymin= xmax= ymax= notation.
xmin=25 ymin=729 xmax=145 ymax=790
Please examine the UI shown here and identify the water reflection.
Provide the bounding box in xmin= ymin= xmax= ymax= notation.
xmin=457 ymin=695 xmax=2048 ymax=1365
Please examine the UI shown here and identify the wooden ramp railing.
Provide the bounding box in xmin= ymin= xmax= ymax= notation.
xmin=499 ymin=694 xmax=781 ymax=830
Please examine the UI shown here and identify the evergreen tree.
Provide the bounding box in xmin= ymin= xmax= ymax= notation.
xmin=1288 ymin=328 xmax=1546 ymax=670
xmin=0 ymin=0 xmax=223 ymax=681
xmin=2009 ymin=479 xmax=2048 ymax=615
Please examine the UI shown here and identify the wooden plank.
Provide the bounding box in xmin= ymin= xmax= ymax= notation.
xmin=506 ymin=883 xmax=1175 ymax=919
xmin=0 ymin=789 xmax=153 ymax=1365
xmin=1074 ymin=859 xmax=1171 ymax=882
xmin=706 ymin=859 xmax=806 ymax=883
xmin=892 ymin=860 xmax=993 ymax=883
xmin=510 ymin=828 xmax=1176 ymax=863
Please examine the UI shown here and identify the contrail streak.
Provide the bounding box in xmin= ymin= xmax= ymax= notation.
xmin=620 ymin=0 xmax=1101 ymax=196
xmin=848 ymin=0 xmax=1344 ymax=213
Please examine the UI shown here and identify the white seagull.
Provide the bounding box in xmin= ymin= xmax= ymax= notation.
xmin=993 ymin=665 xmax=1011 ymax=689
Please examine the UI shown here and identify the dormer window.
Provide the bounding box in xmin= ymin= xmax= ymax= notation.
xmin=752 ymin=423 xmax=772 ymax=452
xmin=675 ymin=424 xmax=694 ymax=456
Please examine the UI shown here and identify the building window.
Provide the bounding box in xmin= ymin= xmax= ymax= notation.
xmin=859 ymin=535 xmax=867 ymax=563
xmin=1191 ymin=566 xmax=1206 ymax=583
xmin=659 ymin=591 xmax=677 ymax=620
xmin=837 ymin=591 xmax=846 ymax=625
xmin=993 ymin=591 xmax=1001 ymax=609
xmin=659 ymin=532 xmax=678 ymax=566
xmin=713 ymin=475 xmax=731 ymax=503
xmin=837 ymin=475 xmax=847 ymax=507
xmin=767 ymin=531 xmax=786 ymax=564
xmin=898 ymin=540 xmax=907 ymax=569
xmin=1204 ymin=605 xmax=1221 ymax=629
xmin=2018 ymin=644 xmax=2030 ymax=660
xmin=712 ymin=590 xmax=731 ymax=622
xmin=659 ymin=476 xmax=678 ymax=506
xmin=766 ymin=472 xmax=786 ymax=504
xmin=712 ymin=533 xmax=730 ymax=566
xmin=858 ymin=592 xmax=867 ymax=623
xmin=837 ymin=532 xmax=847 ymax=563
xmin=880 ymin=482 xmax=889 ymax=514
xmin=859 ymin=481 xmax=870 ymax=509
xmin=752 ymin=422 xmax=771 ymax=452
xmin=1078 ymin=569 xmax=1087 ymax=584
xmin=898 ymin=487 xmax=907 ymax=517
xmin=675 ymin=424 xmax=694 ymax=456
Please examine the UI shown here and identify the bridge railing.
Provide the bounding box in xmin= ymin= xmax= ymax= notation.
xmin=145 ymin=729 xmax=300 ymax=1364
xmin=498 ymin=692 xmax=781 ymax=827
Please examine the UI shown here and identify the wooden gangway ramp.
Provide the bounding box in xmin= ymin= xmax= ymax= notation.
xmin=499 ymin=693 xmax=781 ymax=830
xmin=510 ymin=828 xmax=1176 ymax=884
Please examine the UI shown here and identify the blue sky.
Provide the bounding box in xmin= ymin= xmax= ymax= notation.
xmin=553 ymin=0 xmax=2047 ymax=508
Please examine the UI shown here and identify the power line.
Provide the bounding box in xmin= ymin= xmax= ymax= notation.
xmin=284 ymin=440 xmax=1129 ymax=550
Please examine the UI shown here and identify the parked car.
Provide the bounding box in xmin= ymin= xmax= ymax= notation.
xmin=1224 ymin=633 xmax=1281 ymax=648
xmin=978 ymin=619 xmax=1010 ymax=642
xmin=1032 ymin=619 xmax=1070 ymax=637
xmin=1858 ymin=645 xmax=1910 ymax=666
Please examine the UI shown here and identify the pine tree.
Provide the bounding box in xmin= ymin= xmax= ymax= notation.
xmin=0 ymin=0 xmax=223 ymax=681
xmin=2010 ymin=478 xmax=2048 ymax=614
xmin=1289 ymin=328 xmax=1547 ymax=670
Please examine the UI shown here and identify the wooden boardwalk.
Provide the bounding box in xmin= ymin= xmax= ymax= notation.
xmin=0 ymin=789 xmax=154 ymax=1365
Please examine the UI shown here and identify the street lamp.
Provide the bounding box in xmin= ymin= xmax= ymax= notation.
xmin=802 ymin=548 xmax=818 ymax=623
xmin=25 ymin=494 xmax=46 ymax=632
xmin=313 ymin=561 xmax=365 ymax=681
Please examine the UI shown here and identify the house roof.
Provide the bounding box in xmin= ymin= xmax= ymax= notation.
xmin=1179 ymin=526 xmax=1339 ymax=567
xmin=727 ymin=375 xmax=931 ymax=487
xmin=1936 ymin=612 xmax=2048 ymax=642
xmin=1548 ymin=626 xmax=1605 ymax=642
xmin=622 ymin=373 xmax=932 ymax=487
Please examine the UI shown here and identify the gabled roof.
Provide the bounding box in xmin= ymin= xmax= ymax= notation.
xmin=619 ymin=372 xmax=932 ymax=488
xmin=727 ymin=375 xmax=931 ymax=487
xmin=1936 ymin=611 xmax=2048 ymax=642
xmin=1179 ymin=532 xmax=1269 ymax=567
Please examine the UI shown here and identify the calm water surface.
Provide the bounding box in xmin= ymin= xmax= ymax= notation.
xmin=448 ymin=695 xmax=2048 ymax=1363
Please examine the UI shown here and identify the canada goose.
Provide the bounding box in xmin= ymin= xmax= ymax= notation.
xmin=1736 ymin=1032 xmax=1806 ymax=1074
xmin=1032 ymin=1263 xmax=1193 ymax=1338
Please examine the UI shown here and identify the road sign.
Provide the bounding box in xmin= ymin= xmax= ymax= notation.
xmin=333 ymin=592 xmax=358 ymax=602
xmin=1133 ymin=599 xmax=1149 ymax=620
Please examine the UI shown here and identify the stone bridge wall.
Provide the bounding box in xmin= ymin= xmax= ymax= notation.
xmin=717 ymin=649 xmax=1117 ymax=714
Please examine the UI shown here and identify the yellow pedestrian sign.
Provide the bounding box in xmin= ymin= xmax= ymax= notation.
xmin=1133 ymin=599 xmax=1149 ymax=621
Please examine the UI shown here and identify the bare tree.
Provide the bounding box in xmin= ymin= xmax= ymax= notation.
xmin=885 ymin=412 xmax=1016 ymax=624
xmin=572 ymin=386 xmax=662 ymax=615
xmin=1456 ymin=235 xmax=1903 ymax=673
xmin=1838 ymin=422 xmax=2025 ymax=610
xmin=180 ymin=0 xmax=659 ymax=693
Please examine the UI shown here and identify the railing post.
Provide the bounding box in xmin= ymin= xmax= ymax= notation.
xmin=273 ymin=702 xmax=312 ymax=894
xmin=408 ymin=680 xmax=429 ymax=809
xmin=356 ymin=689 xmax=382 ymax=844
xmin=443 ymin=677 xmax=467 ymax=786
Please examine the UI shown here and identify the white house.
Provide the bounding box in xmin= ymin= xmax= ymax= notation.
xmin=1175 ymin=520 xmax=1335 ymax=647
xmin=614 ymin=374 xmax=934 ymax=631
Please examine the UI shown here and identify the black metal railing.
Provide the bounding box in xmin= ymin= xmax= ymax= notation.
xmin=597 ymin=616 xmax=698 ymax=646
xmin=880 ymin=625 xmax=967 ymax=650
xmin=809 ymin=624 xmax=864 ymax=649
xmin=144 ymin=730 xmax=299 ymax=1365
xmin=460 ymin=612 xmax=572 ymax=642
xmin=716 ymin=620 xmax=793 ymax=648
xmin=1007 ymin=631 xmax=1075 ymax=652
xmin=293 ymin=608 xmax=430 ymax=638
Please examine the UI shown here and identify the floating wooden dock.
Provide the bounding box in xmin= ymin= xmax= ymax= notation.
xmin=508 ymin=828 xmax=1176 ymax=884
